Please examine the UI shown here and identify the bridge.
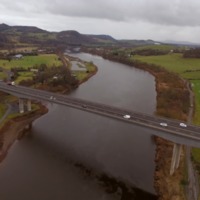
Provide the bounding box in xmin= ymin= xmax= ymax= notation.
xmin=0 ymin=82 xmax=200 ymax=175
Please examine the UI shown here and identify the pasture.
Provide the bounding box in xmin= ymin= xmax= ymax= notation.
xmin=0 ymin=54 xmax=62 ymax=70
xmin=133 ymin=53 xmax=200 ymax=78
xmin=133 ymin=53 xmax=200 ymax=125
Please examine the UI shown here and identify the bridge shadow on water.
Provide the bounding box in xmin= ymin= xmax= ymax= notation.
xmin=26 ymin=105 xmax=158 ymax=199
xmin=0 ymin=130 xmax=158 ymax=200
xmin=23 ymin=130 xmax=158 ymax=200
xmin=0 ymin=104 xmax=161 ymax=200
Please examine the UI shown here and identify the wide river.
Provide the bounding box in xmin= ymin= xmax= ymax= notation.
xmin=0 ymin=53 xmax=158 ymax=199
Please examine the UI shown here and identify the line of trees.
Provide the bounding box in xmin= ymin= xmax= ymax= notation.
xmin=183 ymin=48 xmax=200 ymax=58
xmin=83 ymin=47 xmax=190 ymax=120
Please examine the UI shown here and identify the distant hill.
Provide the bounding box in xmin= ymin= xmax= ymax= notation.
xmin=0 ymin=23 xmax=47 ymax=33
xmin=56 ymin=30 xmax=116 ymax=45
xmin=118 ymin=39 xmax=159 ymax=47
xmin=0 ymin=23 xmax=175 ymax=49
xmin=86 ymin=34 xmax=117 ymax=43
xmin=162 ymin=40 xmax=200 ymax=47
xmin=0 ymin=24 xmax=118 ymax=48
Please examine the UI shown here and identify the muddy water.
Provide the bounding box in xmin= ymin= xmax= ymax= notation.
xmin=0 ymin=53 xmax=157 ymax=199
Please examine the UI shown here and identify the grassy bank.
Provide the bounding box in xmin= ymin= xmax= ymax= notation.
xmin=133 ymin=53 xmax=200 ymax=123
xmin=0 ymin=53 xmax=97 ymax=121
xmin=0 ymin=103 xmax=7 ymax=119
xmin=0 ymin=92 xmax=17 ymax=119
xmin=0 ymin=91 xmax=41 ymax=126
xmin=0 ymin=54 xmax=61 ymax=70
xmin=72 ymin=61 xmax=97 ymax=82
xmin=134 ymin=52 xmax=200 ymax=188
xmin=63 ymin=54 xmax=97 ymax=83
xmin=0 ymin=54 xmax=62 ymax=83
xmin=134 ymin=53 xmax=200 ymax=76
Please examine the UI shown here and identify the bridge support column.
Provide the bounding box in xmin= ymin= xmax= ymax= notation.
xmin=27 ymin=99 xmax=32 ymax=111
xmin=170 ymin=143 xmax=182 ymax=175
xmin=19 ymin=98 xmax=24 ymax=113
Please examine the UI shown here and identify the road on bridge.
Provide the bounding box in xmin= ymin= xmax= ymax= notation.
xmin=1 ymin=82 xmax=200 ymax=147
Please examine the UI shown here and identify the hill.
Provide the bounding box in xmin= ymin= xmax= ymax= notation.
xmin=118 ymin=39 xmax=161 ymax=47
xmin=0 ymin=23 xmax=163 ymax=49
xmin=0 ymin=23 xmax=47 ymax=33
xmin=162 ymin=40 xmax=200 ymax=47
xmin=0 ymin=24 xmax=117 ymax=48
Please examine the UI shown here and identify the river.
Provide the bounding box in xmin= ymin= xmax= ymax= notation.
xmin=0 ymin=53 xmax=157 ymax=199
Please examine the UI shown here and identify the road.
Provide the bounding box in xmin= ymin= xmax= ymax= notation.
xmin=185 ymin=80 xmax=199 ymax=200
xmin=1 ymin=82 xmax=200 ymax=147
xmin=0 ymin=103 xmax=11 ymax=124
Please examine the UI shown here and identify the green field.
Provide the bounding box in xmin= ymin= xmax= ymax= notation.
xmin=16 ymin=71 xmax=34 ymax=83
xmin=132 ymin=44 xmax=177 ymax=51
xmin=133 ymin=52 xmax=200 ymax=170
xmin=85 ymin=61 xmax=97 ymax=72
xmin=0 ymin=47 xmax=38 ymax=53
xmin=0 ymin=54 xmax=62 ymax=70
xmin=0 ymin=103 xmax=7 ymax=119
xmin=72 ymin=71 xmax=88 ymax=81
xmin=190 ymin=80 xmax=200 ymax=124
xmin=134 ymin=53 xmax=200 ymax=78
xmin=133 ymin=53 xmax=200 ymax=125
xmin=0 ymin=72 xmax=7 ymax=80
xmin=71 ymin=61 xmax=97 ymax=81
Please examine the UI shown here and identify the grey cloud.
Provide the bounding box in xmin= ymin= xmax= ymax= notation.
xmin=43 ymin=0 xmax=200 ymax=26
xmin=45 ymin=0 xmax=125 ymax=21
xmin=1 ymin=0 xmax=200 ymax=43
xmin=1 ymin=0 xmax=200 ymax=26
xmin=133 ymin=0 xmax=200 ymax=26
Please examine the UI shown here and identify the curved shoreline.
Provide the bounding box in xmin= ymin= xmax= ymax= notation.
xmin=0 ymin=103 xmax=48 ymax=162
xmin=81 ymin=49 xmax=189 ymax=200
xmin=0 ymin=58 xmax=98 ymax=162
xmin=0 ymin=51 xmax=189 ymax=199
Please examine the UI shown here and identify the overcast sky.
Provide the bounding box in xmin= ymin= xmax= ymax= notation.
xmin=1 ymin=0 xmax=200 ymax=43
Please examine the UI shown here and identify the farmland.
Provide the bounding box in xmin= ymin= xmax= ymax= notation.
xmin=132 ymin=50 xmax=200 ymax=174
xmin=133 ymin=53 xmax=200 ymax=125
xmin=133 ymin=53 xmax=200 ymax=77
xmin=0 ymin=54 xmax=62 ymax=70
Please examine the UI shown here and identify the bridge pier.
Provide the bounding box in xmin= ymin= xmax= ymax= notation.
xmin=19 ymin=99 xmax=32 ymax=113
xmin=18 ymin=98 xmax=24 ymax=113
xmin=170 ymin=143 xmax=182 ymax=175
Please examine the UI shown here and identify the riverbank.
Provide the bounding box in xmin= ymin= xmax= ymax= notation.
xmin=0 ymin=103 xmax=48 ymax=162
xmin=81 ymin=48 xmax=189 ymax=200
xmin=63 ymin=53 xmax=98 ymax=84
xmin=0 ymin=54 xmax=98 ymax=162
xmin=154 ymin=137 xmax=186 ymax=200
xmin=0 ymin=50 xmax=188 ymax=199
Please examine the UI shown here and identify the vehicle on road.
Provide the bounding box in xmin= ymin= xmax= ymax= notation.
xmin=180 ymin=122 xmax=187 ymax=127
xmin=7 ymin=81 xmax=15 ymax=86
xmin=123 ymin=114 xmax=131 ymax=119
xmin=160 ymin=122 xmax=168 ymax=127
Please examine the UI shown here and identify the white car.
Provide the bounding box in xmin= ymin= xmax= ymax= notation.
xmin=160 ymin=122 xmax=168 ymax=127
xmin=123 ymin=115 xmax=131 ymax=119
xmin=180 ymin=122 xmax=187 ymax=127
